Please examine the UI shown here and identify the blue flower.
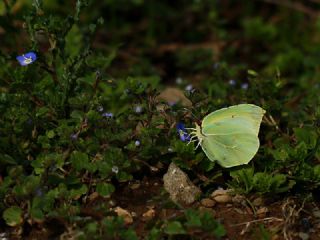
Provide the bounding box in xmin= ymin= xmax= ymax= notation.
xmin=102 ymin=112 xmax=113 ymax=118
xmin=228 ymin=79 xmax=236 ymax=86
xmin=97 ymin=106 xmax=104 ymax=112
xmin=70 ymin=133 xmax=78 ymax=141
xmin=135 ymin=140 xmax=141 ymax=146
xmin=168 ymin=101 xmax=176 ymax=106
xmin=185 ymin=84 xmax=193 ymax=92
xmin=134 ymin=105 xmax=143 ymax=113
xmin=35 ymin=187 xmax=44 ymax=197
xmin=241 ymin=83 xmax=249 ymax=90
xmin=112 ymin=166 xmax=119 ymax=174
xmin=176 ymin=77 xmax=183 ymax=85
xmin=176 ymin=122 xmax=190 ymax=142
xmin=26 ymin=118 xmax=33 ymax=125
xmin=16 ymin=52 xmax=37 ymax=66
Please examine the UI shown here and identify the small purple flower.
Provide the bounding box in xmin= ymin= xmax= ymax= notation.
xmin=134 ymin=105 xmax=143 ymax=113
xmin=228 ymin=79 xmax=236 ymax=86
xmin=97 ymin=106 xmax=104 ymax=112
xmin=26 ymin=118 xmax=33 ymax=125
xmin=241 ymin=83 xmax=249 ymax=90
xmin=102 ymin=112 xmax=113 ymax=118
xmin=176 ymin=122 xmax=190 ymax=142
xmin=112 ymin=166 xmax=119 ymax=174
xmin=16 ymin=52 xmax=37 ymax=66
xmin=135 ymin=140 xmax=141 ymax=146
xmin=124 ymin=89 xmax=130 ymax=94
xmin=176 ymin=77 xmax=183 ymax=85
xmin=35 ymin=187 xmax=44 ymax=197
xmin=185 ymin=84 xmax=193 ymax=92
xmin=168 ymin=101 xmax=176 ymax=106
xmin=70 ymin=133 xmax=78 ymax=141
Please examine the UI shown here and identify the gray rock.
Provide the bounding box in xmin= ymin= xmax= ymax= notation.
xmin=200 ymin=198 xmax=216 ymax=208
xmin=298 ymin=232 xmax=309 ymax=240
xmin=163 ymin=163 xmax=202 ymax=205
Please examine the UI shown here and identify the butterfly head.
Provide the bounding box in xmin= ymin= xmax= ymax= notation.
xmin=190 ymin=122 xmax=204 ymax=149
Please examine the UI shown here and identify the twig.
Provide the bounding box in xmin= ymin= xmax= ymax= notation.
xmin=261 ymin=0 xmax=319 ymax=18
xmin=231 ymin=217 xmax=284 ymax=227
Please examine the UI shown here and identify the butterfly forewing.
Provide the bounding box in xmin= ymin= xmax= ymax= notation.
xmin=202 ymin=104 xmax=265 ymax=136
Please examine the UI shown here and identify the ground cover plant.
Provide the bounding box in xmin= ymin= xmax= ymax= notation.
xmin=1 ymin=0 xmax=320 ymax=239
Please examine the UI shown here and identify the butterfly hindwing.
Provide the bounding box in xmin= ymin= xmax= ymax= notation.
xmin=201 ymin=132 xmax=260 ymax=168
xmin=198 ymin=104 xmax=265 ymax=167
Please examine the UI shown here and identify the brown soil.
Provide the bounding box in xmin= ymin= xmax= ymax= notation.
xmin=11 ymin=176 xmax=320 ymax=239
xmin=110 ymin=176 xmax=320 ymax=240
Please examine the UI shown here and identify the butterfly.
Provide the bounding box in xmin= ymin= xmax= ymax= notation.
xmin=188 ymin=104 xmax=265 ymax=168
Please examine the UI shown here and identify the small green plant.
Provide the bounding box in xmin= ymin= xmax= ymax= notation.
xmin=152 ymin=209 xmax=225 ymax=239
xmin=229 ymin=168 xmax=295 ymax=195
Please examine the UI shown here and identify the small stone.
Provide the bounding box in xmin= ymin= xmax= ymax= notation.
xmin=232 ymin=194 xmax=246 ymax=204
xmin=130 ymin=183 xmax=140 ymax=190
xmin=252 ymin=197 xmax=263 ymax=206
xmin=114 ymin=207 xmax=133 ymax=224
xmin=88 ymin=192 xmax=99 ymax=202
xmin=108 ymin=200 xmax=116 ymax=207
xmin=142 ymin=209 xmax=156 ymax=222
xmin=198 ymin=206 xmax=216 ymax=216
xmin=246 ymin=206 xmax=254 ymax=215
xmin=256 ymin=207 xmax=268 ymax=217
xmin=211 ymin=188 xmax=233 ymax=203
xmin=271 ymin=234 xmax=281 ymax=240
xmin=200 ymin=198 xmax=216 ymax=208
xmin=156 ymin=87 xmax=192 ymax=107
xmin=211 ymin=188 xmax=232 ymax=198
xmin=163 ymin=163 xmax=202 ymax=205
xmin=298 ymin=232 xmax=309 ymax=240
xmin=312 ymin=209 xmax=320 ymax=218
xmin=213 ymin=195 xmax=232 ymax=203
xmin=234 ymin=208 xmax=245 ymax=214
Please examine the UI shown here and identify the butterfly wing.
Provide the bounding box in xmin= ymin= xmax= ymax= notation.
xmin=202 ymin=104 xmax=265 ymax=136
xmin=200 ymin=132 xmax=260 ymax=167
xmin=199 ymin=104 xmax=265 ymax=168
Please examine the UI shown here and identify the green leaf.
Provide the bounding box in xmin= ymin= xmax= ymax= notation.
xmin=0 ymin=154 xmax=17 ymax=166
xmin=69 ymin=184 xmax=88 ymax=199
xmin=121 ymin=228 xmax=139 ymax=240
xmin=294 ymin=127 xmax=317 ymax=148
xmin=185 ymin=209 xmax=202 ymax=227
xmin=3 ymin=206 xmax=23 ymax=227
xmin=46 ymin=130 xmax=55 ymax=139
xmin=146 ymin=228 xmax=162 ymax=240
xmin=96 ymin=183 xmax=115 ymax=197
xmin=36 ymin=106 xmax=50 ymax=117
xmin=248 ymin=69 xmax=258 ymax=77
xmin=164 ymin=221 xmax=186 ymax=235
xmin=70 ymin=151 xmax=89 ymax=171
